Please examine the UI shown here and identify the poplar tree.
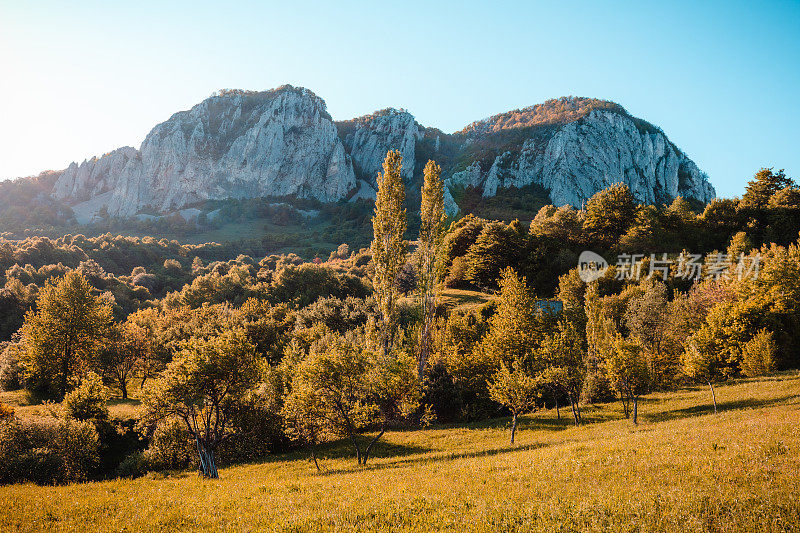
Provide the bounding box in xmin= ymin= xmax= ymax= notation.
xmin=417 ymin=159 xmax=445 ymax=378
xmin=371 ymin=149 xmax=407 ymax=355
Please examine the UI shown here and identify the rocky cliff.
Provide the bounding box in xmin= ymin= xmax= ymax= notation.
xmin=47 ymin=90 xmax=715 ymax=221
xmin=443 ymin=107 xmax=715 ymax=215
xmin=52 ymin=86 xmax=356 ymax=220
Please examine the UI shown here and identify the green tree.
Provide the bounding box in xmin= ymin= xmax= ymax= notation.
xmin=417 ymin=160 xmax=445 ymax=379
xmin=20 ymin=272 xmax=113 ymax=398
xmin=583 ymin=183 xmax=637 ymax=245
xmin=141 ymin=329 xmax=260 ymax=478
xmin=371 ymin=149 xmax=408 ymax=355
xmin=62 ymin=371 xmax=109 ymax=421
xmin=740 ymin=168 xmax=795 ymax=209
xmin=464 ymin=221 xmax=525 ymax=289
xmin=488 ymin=359 xmax=538 ymax=444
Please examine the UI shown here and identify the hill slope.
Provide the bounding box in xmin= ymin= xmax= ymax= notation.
xmin=2 ymin=372 xmax=798 ymax=532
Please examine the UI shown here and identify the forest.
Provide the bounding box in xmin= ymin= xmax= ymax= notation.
xmin=0 ymin=153 xmax=799 ymax=485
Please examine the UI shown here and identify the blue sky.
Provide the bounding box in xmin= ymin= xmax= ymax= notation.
xmin=1 ymin=0 xmax=798 ymax=197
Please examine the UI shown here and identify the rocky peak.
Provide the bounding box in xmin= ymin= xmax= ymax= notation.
xmin=338 ymin=108 xmax=421 ymax=183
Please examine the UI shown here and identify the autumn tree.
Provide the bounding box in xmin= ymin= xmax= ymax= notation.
xmin=740 ymin=329 xmax=776 ymax=378
xmin=488 ymin=359 xmax=538 ymax=444
xmin=417 ymin=159 xmax=445 ymax=379
xmin=101 ymin=321 xmax=156 ymax=399
xmin=740 ymin=168 xmax=795 ymax=209
xmin=536 ymin=320 xmax=586 ymax=425
xmin=605 ymin=336 xmax=650 ymax=424
xmin=20 ymin=271 xmax=113 ymax=398
xmin=371 ymin=149 xmax=408 ymax=355
xmin=141 ymin=329 xmax=260 ymax=478
xmin=473 ymin=268 xmax=543 ymax=373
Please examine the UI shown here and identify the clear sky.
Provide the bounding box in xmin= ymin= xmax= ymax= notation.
xmin=1 ymin=0 xmax=798 ymax=197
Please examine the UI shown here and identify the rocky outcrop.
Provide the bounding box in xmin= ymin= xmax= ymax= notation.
xmin=443 ymin=110 xmax=715 ymax=215
xmin=47 ymin=90 xmax=715 ymax=221
xmin=52 ymin=86 xmax=356 ymax=218
xmin=338 ymin=109 xmax=421 ymax=183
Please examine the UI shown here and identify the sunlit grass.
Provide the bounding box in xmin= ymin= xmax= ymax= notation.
xmin=2 ymin=372 xmax=800 ymax=531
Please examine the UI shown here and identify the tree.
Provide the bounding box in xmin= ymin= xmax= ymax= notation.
xmin=682 ymin=341 xmax=725 ymax=414
xmin=417 ymin=159 xmax=445 ymax=379
xmin=605 ymin=336 xmax=650 ymax=424
xmin=101 ymin=321 xmax=154 ymax=399
xmin=740 ymin=168 xmax=795 ymax=209
xmin=488 ymin=359 xmax=538 ymax=444
xmin=62 ymin=372 xmax=109 ymax=421
xmin=624 ymin=279 xmax=677 ymax=389
xmin=141 ymin=329 xmax=260 ymax=478
xmin=464 ymin=221 xmax=526 ymax=289
xmin=284 ymin=334 xmax=373 ymax=464
xmin=473 ymin=268 xmax=542 ymax=372
xmin=583 ymin=183 xmax=636 ymax=244
xmin=740 ymin=329 xmax=776 ymax=377
xmin=20 ymin=272 xmax=113 ymax=398
xmin=536 ymin=320 xmax=586 ymax=425
xmin=371 ymin=149 xmax=408 ymax=355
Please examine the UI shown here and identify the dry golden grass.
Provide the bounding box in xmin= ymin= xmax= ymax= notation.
xmin=2 ymin=373 xmax=800 ymax=532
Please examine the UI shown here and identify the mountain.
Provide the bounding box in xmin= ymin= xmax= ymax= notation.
xmin=37 ymin=88 xmax=714 ymax=222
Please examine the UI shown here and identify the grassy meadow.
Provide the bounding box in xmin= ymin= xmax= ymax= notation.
xmin=2 ymin=372 xmax=800 ymax=532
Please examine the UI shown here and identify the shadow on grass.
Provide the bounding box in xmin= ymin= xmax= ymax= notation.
xmin=641 ymin=392 xmax=800 ymax=423
xmin=314 ymin=440 xmax=551 ymax=477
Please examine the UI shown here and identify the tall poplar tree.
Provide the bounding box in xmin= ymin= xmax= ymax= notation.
xmin=371 ymin=149 xmax=407 ymax=355
xmin=417 ymin=159 xmax=445 ymax=378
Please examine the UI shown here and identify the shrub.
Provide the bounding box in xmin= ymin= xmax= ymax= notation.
xmin=741 ymin=329 xmax=777 ymax=377
xmin=142 ymin=419 xmax=195 ymax=471
xmin=0 ymin=402 xmax=14 ymax=420
xmin=0 ymin=343 xmax=24 ymax=391
xmin=62 ymin=372 xmax=109 ymax=421
xmin=0 ymin=417 xmax=100 ymax=484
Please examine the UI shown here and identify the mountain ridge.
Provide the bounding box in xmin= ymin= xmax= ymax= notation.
xmin=20 ymin=86 xmax=715 ymax=222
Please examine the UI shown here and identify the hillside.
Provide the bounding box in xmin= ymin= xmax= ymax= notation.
xmin=2 ymin=373 xmax=798 ymax=532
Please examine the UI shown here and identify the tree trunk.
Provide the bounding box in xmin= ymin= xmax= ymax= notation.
xmin=570 ymin=397 xmax=579 ymax=426
xmin=555 ymin=395 xmax=560 ymax=420
xmin=576 ymin=400 xmax=582 ymax=422
xmin=708 ymin=381 xmax=717 ymax=414
xmin=362 ymin=423 xmax=386 ymax=465
xmin=120 ymin=380 xmax=128 ymax=399
xmin=311 ymin=444 xmax=320 ymax=472
xmin=510 ymin=412 xmax=517 ymax=444
xmin=196 ymin=439 xmax=218 ymax=479
xmin=632 ymin=396 xmax=638 ymax=425
xmin=621 ymin=394 xmax=630 ymax=419
xmin=349 ymin=432 xmax=363 ymax=464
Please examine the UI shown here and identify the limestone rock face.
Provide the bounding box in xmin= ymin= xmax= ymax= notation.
xmin=443 ymin=110 xmax=715 ymax=215
xmin=339 ymin=109 xmax=421 ymax=183
xmin=52 ymin=87 xmax=356 ymax=217
xmin=45 ymin=90 xmax=715 ymax=221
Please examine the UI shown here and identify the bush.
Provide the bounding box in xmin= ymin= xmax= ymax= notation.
xmin=741 ymin=329 xmax=777 ymax=377
xmin=62 ymin=372 xmax=109 ymax=421
xmin=0 ymin=343 xmax=24 ymax=391
xmin=142 ymin=419 xmax=195 ymax=471
xmin=0 ymin=417 xmax=100 ymax=484
xmin=0 ymin=402 xmax=14 ymax=420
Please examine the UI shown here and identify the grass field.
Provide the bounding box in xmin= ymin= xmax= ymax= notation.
xmin=2 ymin=373 xmax=800 ymax=532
